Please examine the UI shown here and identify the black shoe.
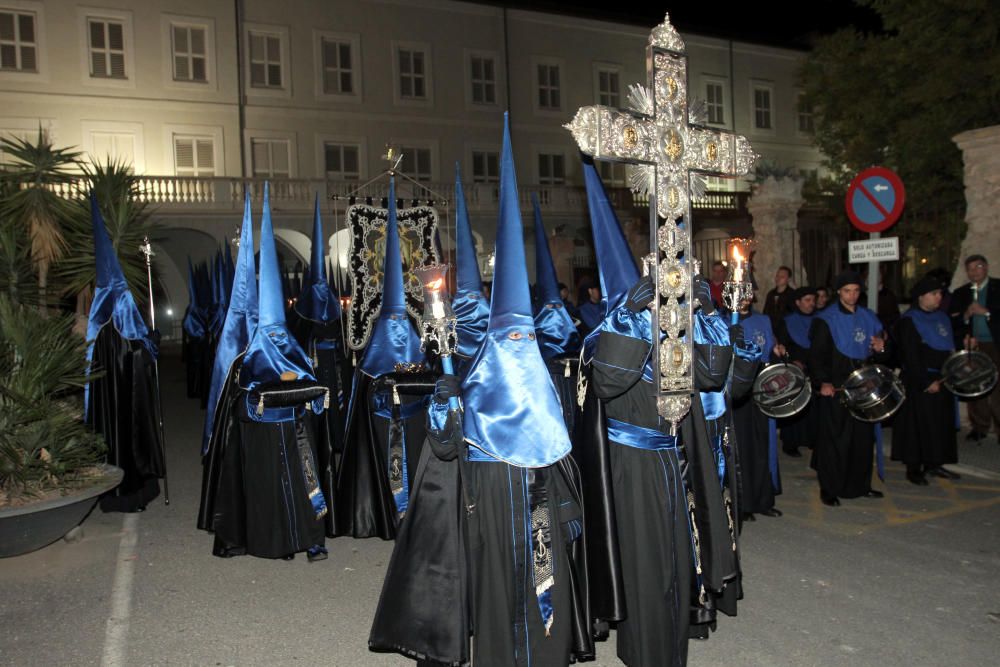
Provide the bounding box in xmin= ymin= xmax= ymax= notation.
xmin=926 ymin=466 xmax=961 ymax=480
xmin=783 ymin=447 xmax=802 ymax=458
xmin=862 ymin=489 xmax=884 ymax=498
xmin=821 ymin=494 xmax=840 ymax=506
xmin=966 ymin=430 xmax=986 ymax=442
xmin=741 ymin=512 xmax=756 ymax=522
xmin=907 ymin=472 xmax=929 ymax=486
xmin=760 ymin=508 xmax=783 ymax=517
xmin=306 ymin=546 xmax=328 ymax=563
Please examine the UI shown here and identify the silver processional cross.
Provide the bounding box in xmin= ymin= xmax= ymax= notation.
xmin=565 ymin=14 xmax=757 ymax=426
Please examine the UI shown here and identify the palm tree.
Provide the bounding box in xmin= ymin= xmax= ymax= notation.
xmin=56 ymin=157 xmax=156 ymax=305
xmin=0 ymin=128 xmax=83 ymax=310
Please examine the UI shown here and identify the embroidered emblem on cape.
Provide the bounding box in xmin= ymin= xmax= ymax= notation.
xmin=754 ymin=331 xmax=767 ymax=349
xmin=853 ymin=327 xmax=866 ymax=343
xmin=937 ymin=323 xmax=948 ymax=338
xmin=346 ymin=204 xmax=441 ymax=350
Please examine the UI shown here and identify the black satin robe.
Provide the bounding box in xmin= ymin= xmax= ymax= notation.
xmin=369 ymin=410 xmax=594 ymax=667
xmin=197 ymin=363 xmax=328 ymax=559
xmin=87 ymin=325 xmax=164 ymax=512
xmin=808 ymin=313 xmax=892 ymax=499
xmin=891 ymin=317 xmax=957 ymax=469
xmin=333 ymin=371 xmax=434 ymax=539
xmin=774 ymin=317 xmax=818 ymax=451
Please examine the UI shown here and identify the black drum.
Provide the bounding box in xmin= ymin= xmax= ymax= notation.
xmin=752 ymin=363 xmax=811 ymax=418
xmin=941 ymin=350 xmax=998 ymax=398
xmin=840 ymin=364 xmax=905 ymax=422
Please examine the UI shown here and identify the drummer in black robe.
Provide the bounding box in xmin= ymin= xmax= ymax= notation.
xmin=84 ymin=194 xmax=165 ymax=513
xmin=370 ymin=115 xmax=590 ymax=666
xmin=532 ymin=194 xmax=581 ymax=432
xmin=203 ymin=185 xmax=331 ymax=560
xmin=892 ymin=275 xmax=960 ymax=485
xmin=732 ymin=301 xmax=785 ymax=520
xmin=334 ymin=177 xmax=427 ymax=540
xmin=774 ymin=286 xmax=818 ymax=457
xmin=808 ymin=270 xmax=891 ymax=506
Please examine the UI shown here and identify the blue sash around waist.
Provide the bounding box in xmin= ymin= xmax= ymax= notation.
xmin=607 ymin=418 xmax=677 ymax=450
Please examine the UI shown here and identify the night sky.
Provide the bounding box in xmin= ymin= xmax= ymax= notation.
xmin=479 ymin=1 xmax=884 ymax=50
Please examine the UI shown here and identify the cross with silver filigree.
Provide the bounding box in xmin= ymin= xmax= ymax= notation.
xmin=565 ymin=14 xmax=757 ymax=425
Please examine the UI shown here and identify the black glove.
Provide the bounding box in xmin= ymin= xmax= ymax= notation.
xmin=729 ymin=323 xmax=745 ymax=346
xmin=692 ymin=275 xmax=715 ymax=315
xmin=433 ymin=374 xmax=461 ymax=405
xmin=624 ymin=276 xmax=655 ymax=313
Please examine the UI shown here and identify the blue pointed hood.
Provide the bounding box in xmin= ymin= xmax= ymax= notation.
xmin=203 ymin=193 xmax=259 ymax=451
xmin=582 ymin=159 xmax=639 ymax=313
xmin=209 ymin=250 xmax=227 ymax=336
xmin=358 ymin=176 xmax=424 ymax=377
xmin=451 ymin=163 xmax=489 ymax=359
xmin=85 ymin=192 xmax=153 ymax=413
xmin=183 ymin=258 xmax=206 ymax=339
xmin=461 ymin=113 xmax=571 ymax=467
xmin=532 ymin=195 xmax=579 ymax=359
xmin=295 ymin=195 xmax=342 ymax=324
xmin=239 ymin=183 xmax=319 ymax=402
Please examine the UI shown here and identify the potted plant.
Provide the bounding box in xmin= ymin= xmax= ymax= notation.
xmin=0 ymin=131 xmax=143 ymax=557
xmin=0 ymin=291 xmax=120 ymax=557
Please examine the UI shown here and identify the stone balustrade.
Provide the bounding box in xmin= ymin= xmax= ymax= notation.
xmin=39 ymin=174 xmax=749 ymax=218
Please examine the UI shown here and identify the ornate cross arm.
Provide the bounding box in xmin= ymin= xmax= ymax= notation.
xmin=565 ymin=13 xmax=757 ymax=426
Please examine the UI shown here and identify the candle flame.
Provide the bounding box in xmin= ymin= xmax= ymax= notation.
xmin=732 ymin=246 xmax=744 ymax=263
xmin=426 ymin=277 xmax=445 ymax=291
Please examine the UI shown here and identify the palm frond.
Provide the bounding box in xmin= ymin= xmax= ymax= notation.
xmin=55 ymin=157 xmax=156 ymax=302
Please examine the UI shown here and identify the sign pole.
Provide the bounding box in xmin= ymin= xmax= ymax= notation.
xmin=868 ymin=230 xmax=880 ymax=315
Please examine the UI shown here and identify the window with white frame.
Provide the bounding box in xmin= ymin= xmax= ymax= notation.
xmin=596 ymin=67 xmax=619 ymax=107
xmin=249 ymin=30 xmax=283 ymax=88
xmin=397 ymin=47 xmax=427 ymax=99
xmin=321 ymin=36 xmax=354 ymax=95
xmin=598 ymin=161 xmax=627 ymax=187
xmin=173 ymin=135 xmax=214 ymax=176
xmin=0 ymin=9 xmax=37 ymax=72
xmin=90 ymin=131 xmax=136 ymax=167
xmin=538 ymin=153 xmax=565 ymax=185
xmin=471 ymin=150 xmax=499 ymax=183
xmin=706 ymin=81 xmax=725 ymax=125
xmin=753 ymin=85 xmax=772 ymax=130
xmin=88 ymin=17 xmax=126 ymax=79
xmin=171 ymin=23 xmax=207 ymax=82
xmin=797 ymin=93 xmax=814 ymax=134
xmin=0 ymin=127 xmax=35 ymax=163
xmin=323 ymin=142 xmax=360 ymax=180
xmin=400 ymin=146 xmax=432 ymax=181
xmin=469 ymin=54 xmax=496 ymax=105
xmin=251 ymin=138 xmax=290 ymax=177
xmin=537 ymin=63 xmax=561 ymax=110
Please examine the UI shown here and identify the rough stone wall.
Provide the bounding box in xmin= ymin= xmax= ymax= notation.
xmin=747 ymin=176 xmax=805 ymax=293
xmin=952 ymin=125 xmax=1000 ymax=289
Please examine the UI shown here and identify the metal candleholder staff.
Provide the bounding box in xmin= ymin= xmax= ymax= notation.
xmin=722 ymin=237 xmax=755 ymax=326
xmin=139 ymin=236 xmax=170 ymax=506
xmin=415 ymin=263 xmax=461 ymax=411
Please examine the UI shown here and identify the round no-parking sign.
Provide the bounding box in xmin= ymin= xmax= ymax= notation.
xmin=845 ymin=167 xmax=906 ymax=233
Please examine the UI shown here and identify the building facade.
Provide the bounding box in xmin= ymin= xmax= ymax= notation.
xmin=0 ymin=0 xmax=825 ymax=331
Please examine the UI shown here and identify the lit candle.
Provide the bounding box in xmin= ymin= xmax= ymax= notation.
xmin=732 ymin=247 xmax=744 ymax=284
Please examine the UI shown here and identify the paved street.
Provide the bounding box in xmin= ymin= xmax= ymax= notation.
xmin=2 ymin=352 xmax=1000 ymax=666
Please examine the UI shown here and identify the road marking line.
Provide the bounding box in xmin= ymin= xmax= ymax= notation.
xmin=101 ymin=513 xmax=140 ymax=667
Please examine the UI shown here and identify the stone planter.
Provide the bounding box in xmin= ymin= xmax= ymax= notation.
xmin=0 ymin=464 xmax=123 ymax=558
